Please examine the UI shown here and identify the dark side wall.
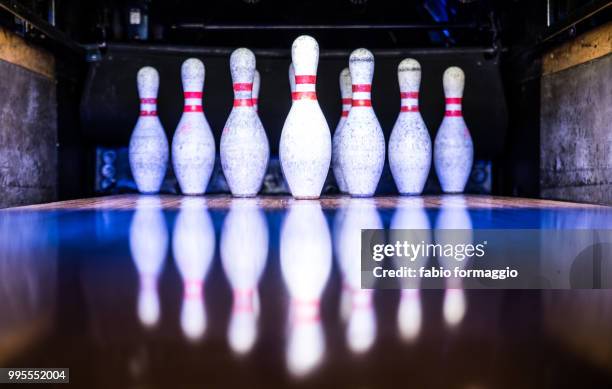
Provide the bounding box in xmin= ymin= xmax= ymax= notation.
xmin=0 ymin=28 xmax=57 ymax=208
xmin=540 ymin=22 xmax=612 ymax=205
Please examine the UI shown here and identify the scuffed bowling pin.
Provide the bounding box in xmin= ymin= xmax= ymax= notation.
xmin=172 ymin=58 xmax=216 ymax=195
xmin=173 ymin=198 xmax=215 ymax=341
xmin=434 ymin=66 xmax=473 ymax=193
xmin=279 ymin=36 xmax=332 ymax=199
xmin=129 ymin=196 xmax=168 ymax=327
xmin=338 ymin=49 xmax=385 ymax=197
xmin=129 ymin=67 xmax=169 ymax=194
xmin=221 ymin=199 xmax=268 ymax=355
xmin=389 ymin=59 xmax=432 ymax=195
xmin=332 ymin=68 xmax=352 ymax=193
xmin=252 ymin=70 xmax=261 ymax=113
xmin=220 ymin=48 xmax=270 ymax=197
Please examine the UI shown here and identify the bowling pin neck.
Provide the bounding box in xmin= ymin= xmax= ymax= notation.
xmin=233 ymin=288 xmax=254 ymax=313
xmin=183 ymin=91 xmax=203 ymax=113
xmin=444 ymin=97 xmax=463 ymax=117
xmin=400 ymin=91 xmax=419 ymax=113
xmin=232 ymin=82 xmax=254 ymax=108
xmin=291 ymin=299 xmax=320 ymax=324
xmin=292 ymin=74 xmax=317 ymax=101
xmin=139 ymin=97 xmax=158 ymax=117
xmin=341 ymin=98 xmax=352 ymax=117
xmin=351 ymin=83 xmax=372 ymax=108
xmin=184 ymin=279 xmax=203 ymax=299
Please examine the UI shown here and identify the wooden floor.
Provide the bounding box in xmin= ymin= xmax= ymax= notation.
xmin=5 ymin=194 xmax=607 ymax=210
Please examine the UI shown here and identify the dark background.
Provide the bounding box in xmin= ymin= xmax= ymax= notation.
xmin=1 ymin=0 xmax=609 ymax=200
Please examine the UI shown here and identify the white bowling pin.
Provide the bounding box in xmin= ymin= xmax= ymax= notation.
xmin=332 ymin=68 xmax=352 ymax=193
xmin=390 ymin=197 xmax=430 ymax=342
xmin=220 ymin=49 xmax=270 ymax=197
xmin=280 ymin=201 xmax=331 ymax=376
xmin=221 ymin=199 xmax=269 ymax=355
xmin=337 ymin=199 xmax=381 ymax=353
xmin=389 ymin=59 xmax=432 ymax=195
xmin=288 ymin=63 xmax=296 ymax=100
xmin=129 ymin=67 xmax=169 ymax=194
xmin=172 ymin=198 xmax=215 ymax=341
xmin=129 ymin=196 xmax=168 ymax=327
xmin=434 ymin=66 xmax=473 ymax=193
xmin=279 ymin=36 xmax=332 ymax=199
xmin=252 ymin=70 xmax=260 ymax=113
xmin=338 ymin=48 xmax=385 ymax=197
xmin=171 ymin=58 xmax=216 ymax=195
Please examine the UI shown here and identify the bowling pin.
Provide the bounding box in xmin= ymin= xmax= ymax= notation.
xmin=171 ymin=58 xmax=216 ymax=195
xmin=434 ymin=66 xmax=473 ymax=193
xmin=281 ymin=201 xmax=331 ymax=376
xmin=389 ymin=59 xmax=432 ymax=195
xmin=279 ymin=36 xmax=332 ymax=199
xmin=221 ymin=199 xmax=269 ymax=355
xmin=338 ymin=48 xmax=385 ymax=197
xmin=172 ymin=198 xmax=215 ymax=341
xmin=220 ymin=48 xmax=270 ymax=197
xmin=129 ymin=67 xmax=169 ymax=194
xmin=288 ymin=63 xmax=296 ymax=100
xmin=252 ymin=70 xmax=260 ymax=113
xmin=337 ymin=199 xmax=381 ymax=353
xmin=129 ymin=196 xmax=168 ymax=327
xmin=331 ymin=67 xmax=352 ymax=193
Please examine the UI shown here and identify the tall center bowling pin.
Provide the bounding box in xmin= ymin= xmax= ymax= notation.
xmin=279 ymin=36 xmax=332 ymax=199
xmin=338 ymin=48 xmax=385 ymax=197
xmin=220 ymin=48 xmax=270 ymax=197
xmin=129 ymin=66 xmax=169 ymax=194
xmin=389 ymin=59 xmax=432 ymax=195
xmin=332 ymin=68 xmax=352 ymax=193
xmin=171 ymin=58 xmax=216 ymax=195
xmin=434 ymin=66 xmax=473 ymax=193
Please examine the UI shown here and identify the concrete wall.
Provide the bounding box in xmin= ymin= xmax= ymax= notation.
xmin=0 ymin=28 xmax=57 ymax=208
xmin=540 ymin=22 xmax=612 ymax=205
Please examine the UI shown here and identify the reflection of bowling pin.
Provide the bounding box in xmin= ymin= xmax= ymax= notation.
xmin=172 ymin=58 xmax=216 ymax=195
xmin=280 ymin=201 xmax=331 ymax=376
xmin=390 ymin=198 xmax=431 ymax=342
xmin=220 ymin=48 xmax=270 ymax=197
xmin=221 ymin=199 xmax=269 ymax=355
xmin=129 ymin=196 xmax=168 ymax=327
xmin=389 ymin=59 xmax=432 ymax=195
xmin=339 ymin=49 xmax=385 ymax=197
xmin=332 ymin=67 xmax=352 ymax=193
xmin=172 ymin=198 xmax=215 ymax=341
xmin=435 ymin=195 xmax=472 ymax=328
xmin=252 ymin=70 xmax=260 ymax=113
xmin=129 ymin=67 xmax=169 ymax=194
xmin=279 ymin=36 xmax=332 ymax=199
xmin=434 ymin=67 xmax=473 ymax=193
xmin=338 ymin=199 xmax=381 ymax=353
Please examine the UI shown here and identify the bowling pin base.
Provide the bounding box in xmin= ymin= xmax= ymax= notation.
xmin=232 ymin=193 xmax=258 ymax=198
xmin=182 ymin=192 xmax=206 ymax=196
xmin=442 ymin=190 xmax=465 ymax=194
xmin=349 ymin=193 xmax=375 ymax=198
xmin=294 ymin=195 xmax=321 ymax=200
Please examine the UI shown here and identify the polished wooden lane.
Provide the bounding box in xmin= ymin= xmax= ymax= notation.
xmin=6 ymin=194 xmax=608 ymax=211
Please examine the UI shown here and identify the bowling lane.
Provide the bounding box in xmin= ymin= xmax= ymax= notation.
xmin=1 ymin=195 xmax=611 ymax=388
